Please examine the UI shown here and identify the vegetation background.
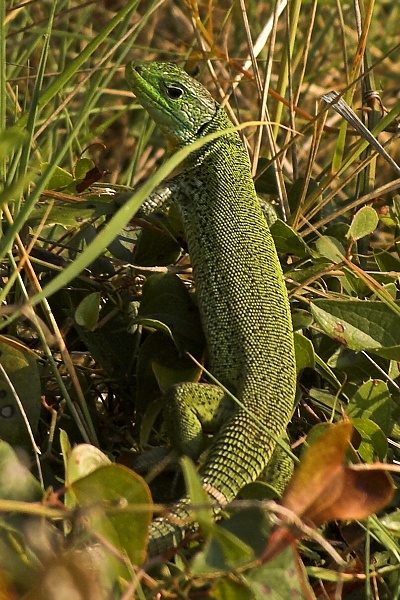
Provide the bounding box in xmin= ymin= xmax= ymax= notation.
xmin=1 ymin=0 xmax=400 ymax=598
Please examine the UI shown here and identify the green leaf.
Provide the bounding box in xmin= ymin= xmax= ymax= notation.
xmin=294 ymin=332 xmax=315 ymax=372
xmin=0 ymin=338 xmax=41 ymax=447
xmin=255 ymin=159 xmax=279 ymax=195
xmin=270 ymin=219 xmax=310 ymax=257
xmin=74 ymin=301 xmax=138 ymax=381
xmin=287 ymin=177 xmax=319 ymax=215
xmin=348 ymin=206 xmax=379 ymax=241
xmin=181 ymin=456 xmax=213 ymax=528
xmin=41 ymin=163 xmax=74 ymax=190
xmin=0 ymin=441 xmax=42 ymax=501
xmin=136 ymin=273 xmax=204 ymax=353
xmin=28 ymin=200 xmax=115 ymax=228
xmin=374 ymin=248 xmax=400 ymax=273
xmin=75 ymin=292 xmax=101 ymax=331
xmin=214 ymin=578 xmax=254 ymax=600
xmin=351 ymin=418 xmax=388 ymax=462
xmin=135 ymin=332 xmax=196 ymax=430
xmin=311 ymin=299 xmax=400 ymax=359
xmin=65 ymin=444 xmax=111 ymax=486
xmin=347 ymin=380 xmax=391 ymax=437
xmin=193 ymin=525 xmax=255 ymax=572
xmin=315 ymin=235 xmax=345 ymax=263
xmin=64 ymin=442 xmax=113 ymax=513
xmin=287 ymin=262 xmax=331 ymax=285
xmin=381 ymin=509 xmax=400 ymax=535
xmin=74 ymin=158 xmax=95 ymax=181
xmin=71 ymin=464 xmax=152 ymax=567
xmin=244 ymin=547 xmax=316 ymax=600
xmin=133 ymin=225 xmax=182 ymax=266
xmin=184 ymin=459 xmax=255 ymax=568
xmin=291 ymin=309 xmax=313 ymax=331
xmin=152 ymin=360 xmax=201 ymax=394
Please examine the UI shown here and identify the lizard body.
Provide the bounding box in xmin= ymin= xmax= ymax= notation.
xmin=126 ymin=61 xmax=296 ymax=555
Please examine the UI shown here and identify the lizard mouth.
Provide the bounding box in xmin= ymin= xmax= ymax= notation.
xmin=126 ymin=63 xmax=168 ymax=111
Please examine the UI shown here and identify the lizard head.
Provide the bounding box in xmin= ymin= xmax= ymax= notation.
xmin=126 ymin=61 xmax=218 ymax=150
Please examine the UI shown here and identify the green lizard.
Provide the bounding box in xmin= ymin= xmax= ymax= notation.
xmin=126 ymin=61 xmax=296 ymax=555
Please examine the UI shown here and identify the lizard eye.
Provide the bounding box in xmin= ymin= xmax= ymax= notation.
xmin=165 ymin=84 xmax=184 ymax=100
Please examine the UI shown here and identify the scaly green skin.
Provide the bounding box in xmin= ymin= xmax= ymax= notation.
xmin=126 ymin=61 xmax=296 ymax=555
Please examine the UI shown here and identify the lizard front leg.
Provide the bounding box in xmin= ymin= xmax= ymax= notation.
xmin=164 ymin=382 xmax=233 ymax=460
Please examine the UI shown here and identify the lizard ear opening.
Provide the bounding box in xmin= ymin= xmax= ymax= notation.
xmin=196 ymin=121 xmax=210 ymax=136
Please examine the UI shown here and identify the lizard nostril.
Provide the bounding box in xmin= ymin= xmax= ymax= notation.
xmin=134 ymin=65 xmax=143 ymax=75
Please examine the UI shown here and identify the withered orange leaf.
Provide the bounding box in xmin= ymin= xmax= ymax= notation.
xmin=262 ymin=421 xmax=393 ymax=562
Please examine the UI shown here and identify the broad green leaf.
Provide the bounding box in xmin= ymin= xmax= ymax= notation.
xmin=270 ymin=219 xmax=310 ymax=257
xmin=309 ymin=388 xmax=340 ymax=412
xmin=192 ymin=524 xmax=256 ymax=573
xmin=135 ymin=331 xmax=203 ymax=440
xmin=60 ymin=429 xmax=71 ymax=467
xmin=41 ymin=163 xmax=74 ymax=190
xmin=74 ymin=302 xmax=138 ymax=381
xmin=65 ymin=444 xmax=111 ymax=486
xmin=198 ymin=506 xmax=314 ymax=598
xmin=214 ymin=578 xmax=253 ymax=600
xmin=75 ymin=292 xmax=101 ymax=331
xmin=315 ymin=235 xmax=345 ymax=263
xmin=287 ymin=262 xmax=331 ymax=284
xmin=138 ymin=400 xmax=164 ymax=446
xmin=181 ymin=456 xmax=213 ymax=528
xmin=347 ymin=206 xmax=379 ymax=241
xmin=135 ymin=318 xmax=174 ymax=338
xmin=152 ymin=361 xmax=201 ymax=394
xmin=287 ymin=176 xmax=319 ymax=215
xmin=133 ymin=225 xmax=182 ymax=266
xmin=135 ymin=332 xmax=188 ymax=429
xmin=347 ymin=380 xmax=391 ymax=437
xmin=195 ymin=518 xmax=255 ymax=569
xmin=244 ymin=547 xmax=316 ymax=600
xmin=327 ymin=346 xmax=384 ymax=381
xmin=184 ymin=459 xmax=255 ymax=567
xmin=325 ymin=222 xmax=350 ymax=243
xmin=136 ymin=273 xmax=204 ymax=352
xmin=71 ymin=464 xmax=152 ymax=567
xmin=74 ymin=157 xmax=95 ymax=180
xmin=0 ymin=441 xmax=42 ymax=501
xmin=374 ymin=248 xmax=400 ymax=273
xmin=107 ymin=227 xmax=139 ymax=262
xmin=0 ymin=337 xmax=41 ymax=448
xmin=63 ymin=438 xmax=112 ymax=518
xmin=28 ymin=200 xmax=115 ymax=228
xmin=291 ymin=309 xmax=313 ymax=331
xmin=381 ymin=282 xmax=398 ymax=299
xmin=255 ymin=160 xmax=279 ymax=195
xmin=351 ymin=418 xmax=388 ymax=462
xmin=294 ymin=332 xmax=315 ymax=372
xmin=311 ymin=299 xmax=400 ymax=359
xmin=342 ymin=266 xmax=370 ymax=296
xmin=381 ymin=509 xmax=400 ymax=535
